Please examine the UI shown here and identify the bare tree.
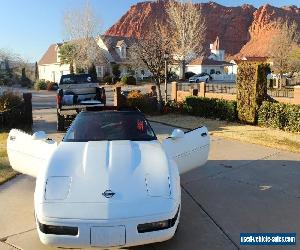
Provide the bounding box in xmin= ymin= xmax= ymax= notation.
xmin=269 ymin=20 xmax=299 ymax=88
xmin=129 ymin=24 xmax=173 ymax=104
xmin=288 ymin=46 xmax=300 ymax=74
xmin=167 ymin=0 xmax=206 ymax=80
xmin=63 ymin=1 xmax=103 ymax=70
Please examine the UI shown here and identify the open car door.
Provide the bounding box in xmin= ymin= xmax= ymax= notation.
xmin=7 ymin=129 xmax=57 ymax=178
xmin=162 ymin=127 xmax=210 ymax=175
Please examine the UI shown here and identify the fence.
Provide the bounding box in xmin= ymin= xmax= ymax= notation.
xmin=211 ymin=74 xmax=236 ymax=82
xmin=0 ymin=93 xmax=32 ymax=130
xmin=205 ymin=83 xmax=236 ymax=95
xmin=267 ymin=88 xmax=294 ymax=98
xmin=171 ymin=82 xmax=300 ymax=105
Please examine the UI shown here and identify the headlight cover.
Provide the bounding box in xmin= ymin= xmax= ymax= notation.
xmin=45 ymin=177 xmax=71 ymax=200
xmin=137 ymin=206 xmax=180 ymax=233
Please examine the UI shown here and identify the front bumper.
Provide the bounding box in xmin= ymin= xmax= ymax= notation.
xmin=36 ymin=207 xmax=180 ymax=248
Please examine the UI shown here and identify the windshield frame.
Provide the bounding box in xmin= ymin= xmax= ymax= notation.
xmin=63 ymin=111 xmax=157 ymax=142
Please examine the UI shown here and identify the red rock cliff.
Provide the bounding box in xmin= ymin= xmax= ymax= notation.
xmin=105 ymin=1 xmax=300 ymax=57
xmin=239 ymin=4 xmax=300 ymax=57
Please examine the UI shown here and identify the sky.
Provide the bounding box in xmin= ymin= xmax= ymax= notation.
xmin=0 ymin=0 xmax=298 ymax=62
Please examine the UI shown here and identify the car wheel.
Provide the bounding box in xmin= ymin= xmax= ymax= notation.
xmin=196 ymin=79 xmax=200 ymax=83
xmin=205 ymin=78 xmax=209 ymax=83
xmin=57 ymin=111 xmax=65 ymax=132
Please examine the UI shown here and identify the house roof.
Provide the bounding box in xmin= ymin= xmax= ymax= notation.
xmin=242 ymin=56 xmax=268 ymax=62
xmin=38 ymin=43 xmax=62 ymax=65
xmin=189 ymin=57 xmax=233 ymax=66
xmin=231 ymin=56 xmax=269 ymax=65
xmin=100 ymin=35 xmax=136 ymax=63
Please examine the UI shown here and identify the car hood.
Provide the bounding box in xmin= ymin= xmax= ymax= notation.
xmin=36 ymin=140 xmax=175 ymax=219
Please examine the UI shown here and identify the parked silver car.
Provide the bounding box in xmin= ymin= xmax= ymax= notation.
xmin=189 ymin=73 xmax=210 ymax=83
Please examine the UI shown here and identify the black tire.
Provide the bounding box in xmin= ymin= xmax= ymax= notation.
xmin=196 ymin=79 xmax=200 ymax=83
xmin=57 ymin=111 xmax=65 ymax=131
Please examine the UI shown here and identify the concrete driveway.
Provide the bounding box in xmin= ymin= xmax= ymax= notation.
xmin=1 ymin=99 xmax=300 ymax=249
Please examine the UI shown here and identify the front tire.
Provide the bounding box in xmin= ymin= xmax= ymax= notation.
xmin=57 ymin=111 xmax=65 ymax=131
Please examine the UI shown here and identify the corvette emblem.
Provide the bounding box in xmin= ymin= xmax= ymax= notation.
xmin=102 ymin=190 xmax=115 ymax=198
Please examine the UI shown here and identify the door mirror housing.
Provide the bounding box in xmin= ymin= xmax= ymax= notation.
xmin=170 ymin=129 xmax=184 ymax=140
xmin=32 ymin=131 xmax=47 ymax=141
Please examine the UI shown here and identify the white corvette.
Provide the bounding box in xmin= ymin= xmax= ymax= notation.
xmin=7 ymin=109 xmax=210 ymax=249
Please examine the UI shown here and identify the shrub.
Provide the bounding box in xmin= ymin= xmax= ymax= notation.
xmin=112 ymin=64 xmax=121 ymax=79
xmin=127 ymin=90 xmax=157 ymax=113
xmin=185 ymin=71 xmax=196 ymax=80
xmin=258 ymin=101 xmax=300 ymax=132
xmin=236 ymin=62 xmax=270 ymax=124
xmin=0 ymin=91 xmax=23 ymax=112
xmin=185 ymin=96 xmax=237 ymax=122
xmin=121 ymin=75 xmax=136 ymax=85
xmin=103 ymin=75 xmax=113 ymax=84
xmin=20 ymin=68 xmax=32 ymax=88
xmin=164 ymin=100 xmax=191 ymax=114
xmin=34 ymin=80 xmax=47 ymax=90
xmin=88 ymin=64 xmax=97 ymax=81
xmin=46 ymin=81 xmax=57 ymax=91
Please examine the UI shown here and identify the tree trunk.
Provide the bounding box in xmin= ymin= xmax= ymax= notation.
xmin=279 ymin=72 xmax=283 ymax=89
xmin=70 ymin=61 xmax=74 ymax=74
xmin=180 ymin=60 xmax=186 ymax=81
xmin=156 ymin=79 xmax=163 ymax=105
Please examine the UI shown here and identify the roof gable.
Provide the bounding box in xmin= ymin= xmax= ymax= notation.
xmin=38 ymin=44 xmax=62 ymax=65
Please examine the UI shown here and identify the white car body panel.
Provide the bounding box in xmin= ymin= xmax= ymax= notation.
xmin=189 ymin=75 xmax=210 ymax=83
xmin=7 ymin=129 xmax=57 ymax=177
xmin=7 ymin=122 xmax=210 ymax=248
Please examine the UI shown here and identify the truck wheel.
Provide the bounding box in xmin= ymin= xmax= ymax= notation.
xmin=57 ymin=112 xmax=65 ymax=131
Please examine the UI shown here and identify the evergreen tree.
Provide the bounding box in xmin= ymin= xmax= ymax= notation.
xmin=34 ymin=61 xmax=39 ymax=81
xmin=88 ymin=63 xmax=97 ymax=81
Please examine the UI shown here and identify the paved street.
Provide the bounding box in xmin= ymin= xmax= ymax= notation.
xmin=1 ymin=92 xmax=300 ymax=250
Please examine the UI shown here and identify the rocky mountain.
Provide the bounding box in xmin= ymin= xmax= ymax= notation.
xmin=105 ymin=1 xmax=300 ymax=57
xmin=239 ymin=4 xmax=300 ymax=57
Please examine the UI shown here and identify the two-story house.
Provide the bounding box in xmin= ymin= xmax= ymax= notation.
xmin=38 ymin=35 xmax=151 ymax=83
xmin=185 ymin=36 xmax=233 ymax=76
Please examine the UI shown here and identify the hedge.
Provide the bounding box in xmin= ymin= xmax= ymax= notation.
xmin=127 ymin=90 xmax=157 ymax=114
xmin=121 ymin=75 xmax=136 ymax=85
xmin=236 ymin=62 xmax=270 ymax=124
xmin=34 ymin=80 xmax=47 ymax=90
xmin=185 ymin=96 xmax=237 ymax=122
xmin=258 ymin=101 xmax=300 ymax=132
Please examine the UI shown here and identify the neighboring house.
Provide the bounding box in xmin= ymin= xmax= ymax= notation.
xmin=38 ymin=35 xmax=151 ymax=83
xmin=228 ymin=56 xmax=269 ymax=75
xmin=38 ymin=44 xmax=71 ymax=83
xmin=97 ymin=35 xmax=151 ymax=80
xmin=179 ymin=36 xmax=234 ymax=81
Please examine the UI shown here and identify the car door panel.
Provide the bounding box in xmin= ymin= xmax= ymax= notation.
xmin=7 ymin=129 xmax=57 ymax=178
xmin=162 ymin=127 xmax=210 ymax=175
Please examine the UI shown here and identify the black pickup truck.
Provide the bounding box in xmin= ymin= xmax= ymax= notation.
xmin=56 ymin=74 xmax=106 ymax=131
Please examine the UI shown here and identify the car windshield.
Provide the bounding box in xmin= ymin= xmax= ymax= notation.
xmin=63 ymin=111 xmax=157 ymax=142
xmin=60 ymin=74 xmax=94 ymax=85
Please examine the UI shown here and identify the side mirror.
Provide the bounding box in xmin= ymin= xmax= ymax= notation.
xmin=170 ymin=129 xmax=184 ymax=140
xmin=32 ymin=131 xmax=47 ymax=141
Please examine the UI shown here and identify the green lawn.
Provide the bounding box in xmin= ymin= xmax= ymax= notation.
xmin=149 ymin=114 xmax=300 ymax=154
xmin=0 ymin=132 xmax=18 ymax=185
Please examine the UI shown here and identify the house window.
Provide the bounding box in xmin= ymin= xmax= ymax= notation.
xmin=96 ymin=66 xmax=104 ymax=77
